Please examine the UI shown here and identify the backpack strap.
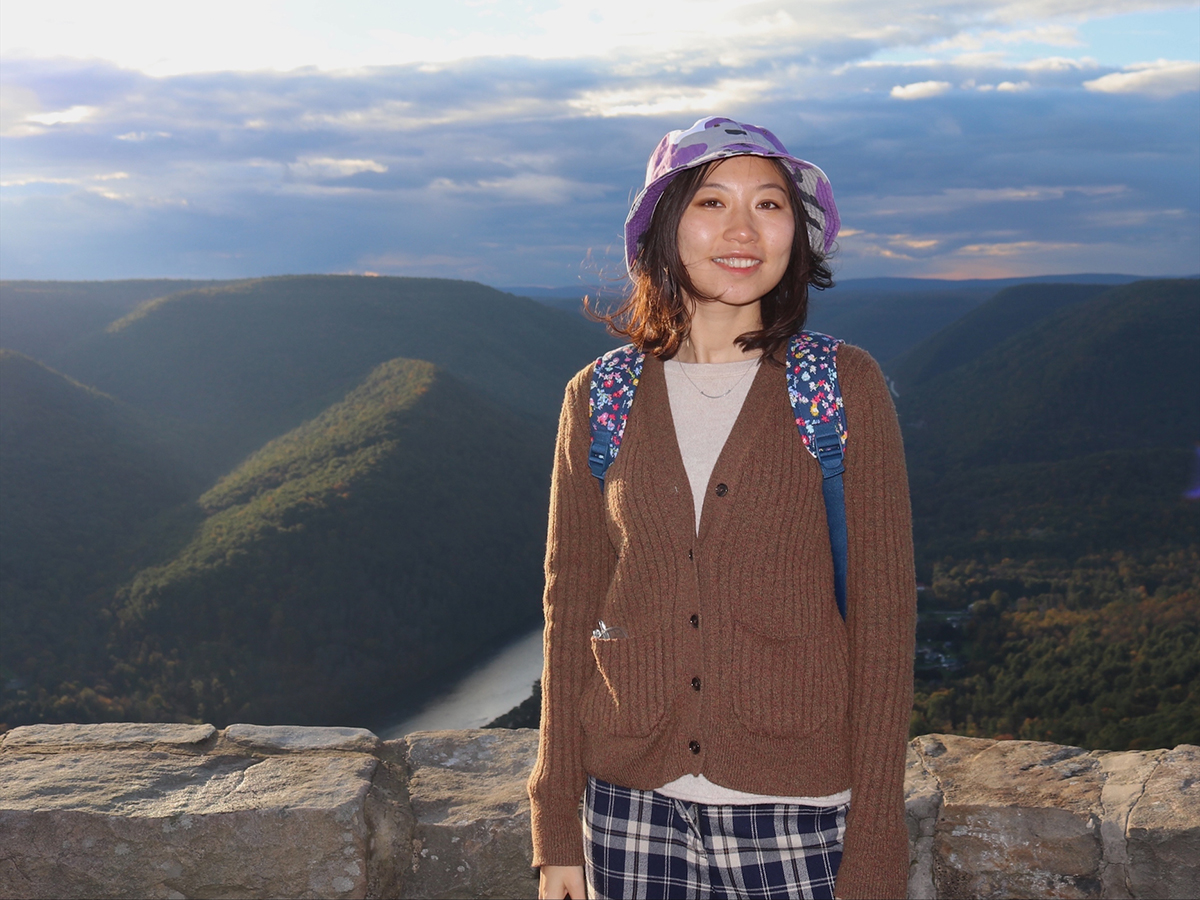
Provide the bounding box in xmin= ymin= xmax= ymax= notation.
xmin=786 ymin=331 xmax=849 ymax=621
xmin=588 ymin=344 xmax=646 ymax=489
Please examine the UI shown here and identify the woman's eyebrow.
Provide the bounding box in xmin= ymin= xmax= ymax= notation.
xmin=700 ymin=181 xmax=789 ymax=192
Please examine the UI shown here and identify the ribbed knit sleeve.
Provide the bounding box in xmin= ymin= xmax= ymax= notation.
xmin=527 ymin=366 xmax=616 ymax=868
xmin=835 ymin=346 xmax=917 ymax=900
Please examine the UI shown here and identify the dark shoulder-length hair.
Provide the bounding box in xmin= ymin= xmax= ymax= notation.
xmin=591 ymin=158 xmax=834 ymax=361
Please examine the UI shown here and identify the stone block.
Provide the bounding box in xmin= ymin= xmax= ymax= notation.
xmin=0 ymin=741 xmax=379 ymax=899
xmin=402 ymin=729 xmax=540 ymax=900
xmin=919 ymin=734 xmax=1104 ymax=899
xmin=905 ymin=741 xmax=943 ymax=900
xmin=1 ymin=723 xmax=215 ymax=751
xmin=1093 ymin=747 xmax=1166 ymax=899
xmin=1126 ymin=744 xmax=1200 ymax=900
xmin=224 ymin=724 xmax=381 ymax=754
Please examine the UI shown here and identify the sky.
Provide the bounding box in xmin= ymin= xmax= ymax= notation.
xmin=1 ymin=1 xmax=1198 ymax=286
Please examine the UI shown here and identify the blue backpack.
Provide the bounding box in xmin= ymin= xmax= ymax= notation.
xmin=587 ymin=331 xmax=849 ymax=620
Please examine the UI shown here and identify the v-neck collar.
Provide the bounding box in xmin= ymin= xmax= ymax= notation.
xmin=634 ymin=354 xmax=780 ymax=545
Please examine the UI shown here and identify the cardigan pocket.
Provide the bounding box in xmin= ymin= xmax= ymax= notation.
xmin=730 ymin=620 xmax=848 ymax=738
xmin=581 ymin=633 xmax=667 ymax=738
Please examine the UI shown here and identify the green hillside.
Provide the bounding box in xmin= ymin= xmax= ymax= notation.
xmin=899 ymin=279 xmax=1199 ymax=472
xmin=0 ymin=279 xmax=226 ymax=361
xmin=807 ymin=287 xmax=994 ymax=364
xmin=887 ymin=282 xmax=1111 ymax=392
xmin=0 ymin=350 xmax=198 ymax=720
xmin=90 ymin=359 xmax=550 ymax=726
xmin=911 ymin=551 xmax=1199 ymax=751
xmin=0 ymin=350 xmax=194 ymax=585
xmin=900 ymin=279 xmax=1200 ymax=751
xmin=52 ymin=276 xmax=619 ymax=478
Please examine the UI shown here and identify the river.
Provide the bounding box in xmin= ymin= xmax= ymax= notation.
xmin=377 ymin=624 xmax=544 ymax=740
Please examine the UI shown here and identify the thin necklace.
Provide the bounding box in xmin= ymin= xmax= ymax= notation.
xmin=677 ymin=356 xmax=759 ymax=399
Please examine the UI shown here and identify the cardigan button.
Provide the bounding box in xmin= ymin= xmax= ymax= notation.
xmin=689 ymin=614 xmax=699 ymax=628
xmin=689 ymin=740 xmax=701 ymax=754
xmin=714 ymin=483 xmax=728 ymax=497
xmin=691 ymin=676 xmax=701 ymax=691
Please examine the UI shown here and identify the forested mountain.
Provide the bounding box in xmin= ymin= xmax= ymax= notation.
xmin=0 ymin=275 xmax=617 ymax=729
xmin=0 ymin=350 xmax=195 ymax=586
xmin=104 ymin=360 xmax=549 ymax=725
xmin=45 ymin=276 xmax=614 ymax=479
xmin=517 ymin=273 xmax=1147 ymax=365
xmin=492 ymin=278 xmax=1200 ymax=750
xmin=886 ymin=282 xmax=1112 ymax=393
xmin=0 ymin=350 xmax=199 ymax=724
xmin=899 ymin=279 xmax=1197 ymax=471
xmin=902 ymin=278 xmax=1200 ymax=750
xmin=0 ymin=280 xmax=225 ymax=362
xmin=2 ymin=274 xmax=1195 ymax=748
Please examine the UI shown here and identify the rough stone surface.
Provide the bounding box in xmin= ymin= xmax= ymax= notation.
xmin=0 ymin=726 xmax=381 ymax=900
xmin=1 ymin=723 xmax=216 ymax=750
xmin=1094 ymin=748 xmax=1166 ymax=899
xmin=224 ymin=724 xmax=380 ymax=754
xmin=2 ymin=726 xmax=1197 ymax=899
xmin=919 ymin=734 xmax=1104 ymax=899
xmin=905 ymin=742 xmax=943 ymax=900
xmin=1125 ymin=744 xmax=1200 ymax=900
xmin=402 ymin=729 xmax=541 ymax=900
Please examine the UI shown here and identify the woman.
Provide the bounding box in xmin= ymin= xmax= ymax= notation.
xmin=529 ymin=116 xmax=916 ymax=900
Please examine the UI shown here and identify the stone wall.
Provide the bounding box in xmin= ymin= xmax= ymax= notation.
xmin=1 ymin=724 xmax=1196 ymax=899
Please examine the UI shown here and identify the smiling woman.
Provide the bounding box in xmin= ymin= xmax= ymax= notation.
xmin=529 ymin=116 xmax=916 ymax=900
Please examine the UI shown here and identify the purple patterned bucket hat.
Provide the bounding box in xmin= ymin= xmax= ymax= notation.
xmin=624 ymin=115 xmax=840 ymax=273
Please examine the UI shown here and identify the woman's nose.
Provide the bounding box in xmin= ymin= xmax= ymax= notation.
xmin=723 ymin=204 xmax=758 ymax=242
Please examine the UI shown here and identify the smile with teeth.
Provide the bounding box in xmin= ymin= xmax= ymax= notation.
xmin=713 ymin=257 xmax=761 ymax=268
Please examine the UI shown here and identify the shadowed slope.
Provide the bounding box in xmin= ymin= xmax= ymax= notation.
xmin=900 ymin=279 xmax=1199 ymax=471
xmin=106 ymin=358 xmax=549 ymax=725
xmin=0 ymin=279 xmax=227 ymax=361
xmin=0 ymin=349 xmax=194 ymax=587
xmin=53 ymin=275 xmax=618 ymax=478
xmin=0 ymin=350 xmax=198 ymax=721
xmin=899 ymin=278 xmax=1200 ymax=564
xmin=887 ymin=282 xmax=1112 ymax=393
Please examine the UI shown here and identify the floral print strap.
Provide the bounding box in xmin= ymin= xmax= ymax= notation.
xmin=589 ymin=344 xmax=646 ymax=483
xmin=786 ymin=331 xmax=847 ymax=459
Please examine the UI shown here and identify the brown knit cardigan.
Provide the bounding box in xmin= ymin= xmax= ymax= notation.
xmin=528 ymin=344 xmax=916 ymax=899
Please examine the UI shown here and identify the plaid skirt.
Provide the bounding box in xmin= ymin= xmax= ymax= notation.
xmin=583 ymin=777 xmax=847 ymax=900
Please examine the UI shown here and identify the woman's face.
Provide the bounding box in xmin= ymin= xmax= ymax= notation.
xmin=676 ymin=155 xmax=795 ymax=310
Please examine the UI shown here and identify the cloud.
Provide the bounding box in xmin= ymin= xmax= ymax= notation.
xmin=290 ymin=157 xmax=388 ymax=179
xmin=117 ymin=131 xmax=171 ymax=141
xmin=891 ymin=80 xmax=953 ymax=99
xmin=955 ymin=240 xmax=1084 ymax=256
xmin=25 ymin=104 xmax=97 ymax=125
xmin=3 ymin=1 xmax=1183 ymax=77
xmin=567 ymin=78 xmax=773 ymax=118
xmin=1084 ymin=60 xmax=1200 ymax=97
xmin=1 ymin=6 xmax=1196 ymax=285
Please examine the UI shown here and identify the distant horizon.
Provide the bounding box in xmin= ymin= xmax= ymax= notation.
xmin=4 ymin=270 xmax=1198 ymax=295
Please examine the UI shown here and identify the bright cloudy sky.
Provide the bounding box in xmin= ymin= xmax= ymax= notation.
xmin=1 ymin=0 xmax=1197 ymax=285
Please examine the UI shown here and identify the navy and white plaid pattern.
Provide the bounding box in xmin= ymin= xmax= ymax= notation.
xmin=584 ymin=777 xmax=846 ymax=900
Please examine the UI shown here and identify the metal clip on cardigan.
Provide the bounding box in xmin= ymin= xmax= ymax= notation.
xmin=592 ymin=620 xmax=629 ymax=640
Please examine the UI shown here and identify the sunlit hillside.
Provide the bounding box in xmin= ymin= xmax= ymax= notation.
xmin=0 ymin=275 xmax=618 ymax=729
